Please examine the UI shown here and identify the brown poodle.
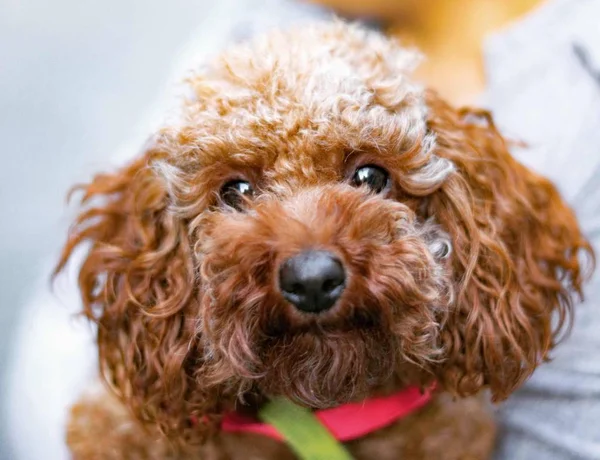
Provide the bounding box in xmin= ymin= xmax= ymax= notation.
xmin=57 ymin=21 xmax=593 ymax=459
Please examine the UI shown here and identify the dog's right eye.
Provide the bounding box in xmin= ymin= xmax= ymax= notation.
xmin=351 ymin=165 xmax=389 ymax=193
xmin=219 ymin=180 xmax=254 ymax=210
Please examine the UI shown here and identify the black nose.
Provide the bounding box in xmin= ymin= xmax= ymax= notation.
xmin=279 ymin=250 xmax=346 ymax=313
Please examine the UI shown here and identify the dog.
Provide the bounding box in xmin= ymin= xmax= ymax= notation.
xmin=57 ymin=21 xmax=593 ymax=459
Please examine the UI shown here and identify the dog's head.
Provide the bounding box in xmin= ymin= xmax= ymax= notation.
xmin=57 ymin=22 xmax=593 ymax=442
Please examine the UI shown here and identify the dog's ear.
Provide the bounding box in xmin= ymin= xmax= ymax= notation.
xmin=56 ymin=151 xmax=212 ymax=443
xmin=424 ymin=90 xmax=594 ymax=400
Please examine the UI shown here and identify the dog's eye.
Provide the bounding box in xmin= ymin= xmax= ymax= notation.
xmin=220 ymin=180 xmax=254 ymax=210
xmin=352 ymin=165 xmax=389 ymax=193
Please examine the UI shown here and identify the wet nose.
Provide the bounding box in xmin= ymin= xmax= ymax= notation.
xmin=278 ymin=250 xmax=346 ymax=313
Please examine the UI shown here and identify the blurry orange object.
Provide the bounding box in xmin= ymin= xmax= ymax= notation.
xmin=308 ymin=0 xmax=418 ymax=18
xmin=311 ymin=0 xmax=544 ymax=105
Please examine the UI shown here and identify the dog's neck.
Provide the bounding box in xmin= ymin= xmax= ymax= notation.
xmin=235 ymin=371 xmax=431 ymax=417
xmin=222 ymin=385 xmax=435 ymax=443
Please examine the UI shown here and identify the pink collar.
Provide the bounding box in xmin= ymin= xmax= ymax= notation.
xmin=221 ymin=385 xmax=434 ymax=442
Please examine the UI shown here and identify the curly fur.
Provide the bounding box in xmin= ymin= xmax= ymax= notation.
xmin=56 ymin=21 xmax=594 ymax=459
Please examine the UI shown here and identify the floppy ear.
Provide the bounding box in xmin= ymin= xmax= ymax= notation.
xmin=424 ymin=90 xmax=595 ymax=400
xmin=55 ymin=152 xmax=214 ymax=443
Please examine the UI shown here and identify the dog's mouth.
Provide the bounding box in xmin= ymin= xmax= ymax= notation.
xmin=234 ymin=299 xmax=439 ymax=408
xmin=265 ymin=294 xmax=385 ymax=335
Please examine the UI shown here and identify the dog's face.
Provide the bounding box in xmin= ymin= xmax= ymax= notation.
xmin=196 ymin=145 xmax=454 ymax=409
xmin=58 ymin=23 xmax=592 ymax=442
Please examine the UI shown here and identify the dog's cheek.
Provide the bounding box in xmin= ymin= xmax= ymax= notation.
xmin=196 ymin=223 xmax=293 ymax=380
xmin=368 ymin=225 xmax=452 ymax=360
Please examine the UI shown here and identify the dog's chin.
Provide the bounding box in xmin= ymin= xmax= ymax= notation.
xmin=250 ymin=328 xmax=402 ymax=409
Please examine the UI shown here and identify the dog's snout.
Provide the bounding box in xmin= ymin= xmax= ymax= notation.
xmin=279 ymin=250 xmax=346 ymax=313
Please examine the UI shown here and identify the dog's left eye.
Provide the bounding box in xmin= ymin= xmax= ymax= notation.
xmin=352 ymin=165 xmax=389 ymax=193
xmin=220 ymin=180 xmax=254 ymax=210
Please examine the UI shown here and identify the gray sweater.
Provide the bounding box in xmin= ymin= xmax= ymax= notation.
xmin=485 ymin=1 xmax=600 ymax=459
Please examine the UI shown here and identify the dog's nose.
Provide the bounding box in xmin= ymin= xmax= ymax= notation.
xmin=279 ymin=250 xmax=346 ymax=313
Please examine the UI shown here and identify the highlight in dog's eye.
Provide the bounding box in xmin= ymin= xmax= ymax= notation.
xmin=352 ymin=165 xmax=389 ymax=193
xmin=219 ymin=179 xmax=254 ymax=209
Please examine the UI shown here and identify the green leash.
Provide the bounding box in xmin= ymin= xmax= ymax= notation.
xmin=259 ymin=398 xmax=354 ymax=460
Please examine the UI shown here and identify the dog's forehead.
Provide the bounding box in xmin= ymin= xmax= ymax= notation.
xmin=155 ymin=23 xmax=435 ymax=186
